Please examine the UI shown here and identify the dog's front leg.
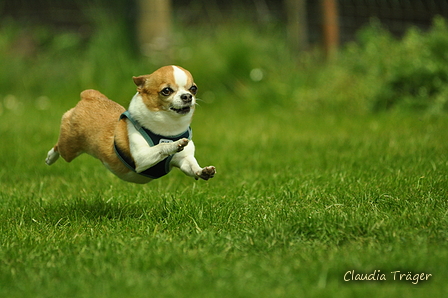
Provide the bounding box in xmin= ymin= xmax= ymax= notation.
xmin=134 ymin=138 xmax=188 ymax=173
xmin=171 ymin=141 xmax=216 ymax=180
xmin=129 ymin=127 xmax=189 ymax=173
xmin=143 ymin=138 xmax=188 ymax=173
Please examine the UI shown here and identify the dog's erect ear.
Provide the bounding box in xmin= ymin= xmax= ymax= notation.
xmin=133 ymin=76 xmax=146 ymax=91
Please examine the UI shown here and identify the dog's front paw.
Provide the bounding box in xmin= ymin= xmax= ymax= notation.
xmin=195 ymin=166 xmax=216 ymax=180
xmin=176 ymin=138 xmax=189 ymax=152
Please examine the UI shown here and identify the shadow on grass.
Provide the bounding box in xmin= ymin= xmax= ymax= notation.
xmin=37 ymin=195 xmax=182 ymax=226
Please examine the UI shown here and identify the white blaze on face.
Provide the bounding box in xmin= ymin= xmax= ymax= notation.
xmin=171 ymin=66 xmax=195 ymax=110
xmin=172 ymin=66 xmax=188 ymax=90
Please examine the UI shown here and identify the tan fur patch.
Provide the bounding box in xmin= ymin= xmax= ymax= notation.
xmin=55 ymin=90 xmax=131 ymax=177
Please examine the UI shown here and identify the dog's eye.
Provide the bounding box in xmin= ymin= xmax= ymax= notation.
xmin=160 ymin=87 xmax=174 ymax=96
xmin=189 ymin=85 xmax=198 ymax=95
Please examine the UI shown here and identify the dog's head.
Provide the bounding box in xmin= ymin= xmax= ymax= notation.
xmin=133 ymin=65 xmax=197 ymax=116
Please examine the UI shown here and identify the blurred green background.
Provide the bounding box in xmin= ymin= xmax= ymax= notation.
xmin=1 ymin=0 xmax=448 ymax=115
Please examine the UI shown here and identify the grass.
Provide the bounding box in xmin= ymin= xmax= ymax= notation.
xmin=0 ymin=13 xmax=448 ymax=297
xmin=0 ymin=99 xmax=447 ymax=297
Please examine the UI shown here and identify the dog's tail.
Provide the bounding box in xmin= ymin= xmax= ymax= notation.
xmin=80 ymin=89 xmax=109 ymax=101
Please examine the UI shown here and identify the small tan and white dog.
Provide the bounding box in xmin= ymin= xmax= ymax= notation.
xmin=45 ymin=65 xmax=216 ymax=184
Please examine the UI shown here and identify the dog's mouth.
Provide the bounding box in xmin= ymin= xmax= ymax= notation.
xmin=170 ymin=106 xmax=191 ymax=115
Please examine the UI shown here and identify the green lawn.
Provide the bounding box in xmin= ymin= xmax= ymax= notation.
xmin=0 ymin=97 xmax=447 ymax=297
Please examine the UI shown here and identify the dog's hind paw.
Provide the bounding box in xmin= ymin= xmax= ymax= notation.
xmin=46 ymin=147 xmax=60 ymax=165
xmin=196 ymin=166 xmax=216 ymax=180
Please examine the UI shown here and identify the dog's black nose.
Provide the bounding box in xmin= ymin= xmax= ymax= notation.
xmin=181 ymin=93 xmax=193 ymax=103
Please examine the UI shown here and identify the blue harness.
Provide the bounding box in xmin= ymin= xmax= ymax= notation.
xmin=114 ymin=111 xmax=192 ymax=179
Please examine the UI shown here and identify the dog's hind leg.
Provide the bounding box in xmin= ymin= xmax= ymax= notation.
xmin=46 ymin=108 xmax=84 ymax=165
xmin=46 ymin=146 xmax=60 ymax=165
